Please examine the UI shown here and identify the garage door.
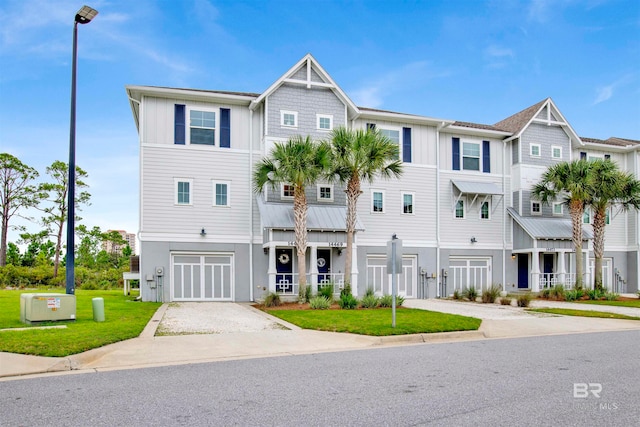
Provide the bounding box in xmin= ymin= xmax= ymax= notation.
xmin=449 ymin=257 xmax=491 ymax=294
xmin=171 ymin=253 xmax=234 ymax=301
xmin=366 ymin=255 xmax=416 ymax=298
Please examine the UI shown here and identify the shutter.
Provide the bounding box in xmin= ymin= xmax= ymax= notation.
xmin=482 ymin=140 xmax=490 ymax=173
xmin=580 ymin=152 xmax=587 ymax=160
xmin=402 ymin=127 xmax=412 ymax=163
xmin=174 ymin=104 xmax=185 ymax=145
xmin=452 ymin=137 xmax=460 ymax=170
xmin=220 ymin=108 xmax=231 ymax=148
xmin=367 ymin=123 xmax=376 ymax=131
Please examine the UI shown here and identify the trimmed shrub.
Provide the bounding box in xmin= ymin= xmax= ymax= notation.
xmin=604 ymin=292 xmax=619 ymax=301
xmin=481 ymin=285 xmax=502 ymax=303
xmin=462 ymin=287 xmax=478 ymax=302
xmin=364 ymin=287 xmax=375 ymax=298
xmin=340 ymin=284 xmax=352 ymax=297
xmin=309 ymin=296 xmax=331 ymax=309
xmin=539 ymin=288 xmax=552 ymax=299
xmin=564 ymin=289 xmax=578 ymax=302
xmin=500 ymin=297 xmax=512 ymax=306
xmin=551 ymin=284 xmax=565 ymax=300
xmin=517 ymin=293 xmax=532 ymax=307
xmin=339 ymin=293 xmax=358 ymax=309
xmin=587 ymin=288 xmax=605 ymax=300
xmin=360 ymin=294 xmax=380 ymax=309
xmin=263 ymin=292 xmax=281 ymax=307
xmin=452 ymin=289 xmax=461 ymax=300
xmin=318 ymin=284 xmax=334 ymax=301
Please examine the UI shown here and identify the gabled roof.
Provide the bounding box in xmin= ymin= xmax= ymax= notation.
xmin=507 ymin=207 xmax=592 ymax=240
xmin=257 ymin=198 xmax=364 ymax=232
xmin=249 ymin=53 xmax=359 ymax=118
xmin=494 ymin=99 xmax=547 ymax=134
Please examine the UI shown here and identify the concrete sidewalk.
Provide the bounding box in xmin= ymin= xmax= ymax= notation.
xmin=2 ymin=299 xmax=639 ymax=381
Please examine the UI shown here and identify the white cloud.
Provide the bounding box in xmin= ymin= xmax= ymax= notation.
xmin=484 ymin=45 xmax=515 ymax=69
xmin=592 ymin=74 xmax=636 ymax=105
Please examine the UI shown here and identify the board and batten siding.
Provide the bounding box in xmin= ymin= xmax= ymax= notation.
xmin=141 ymin=146 xmax=252 ymax=237
xmin=440 ymin=132 xmax=505 ymax=175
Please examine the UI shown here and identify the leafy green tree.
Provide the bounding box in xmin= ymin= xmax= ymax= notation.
xmin=75 ymin=225 xmax=103 ymax=268
xmin=253 ymin=135 xmax=331 ymax=302
xmin=6 ymin=242 xmax=21 ymax=266
xmin=37 ymin=161 xmax=91 ymax=277
xmin=587 ymin=159 xmax=640 ymax=289
xmin=532 ymin=160 xmax=592 ymax=288
xmin=327 ymin=127 xmax=403 ymax=292
xmin=0 ymin=153 xmax=45 ymax=266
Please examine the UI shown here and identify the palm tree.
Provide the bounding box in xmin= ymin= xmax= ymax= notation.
xmin=253 ymin=135 xmax=331 ymax=302
xmin=328 ymin=127 xmax=403 ymax=294
xmin=531 ymin=160 xmax=592 ymax=288
xmin=587 ymin=159 xmax=640 ymax=289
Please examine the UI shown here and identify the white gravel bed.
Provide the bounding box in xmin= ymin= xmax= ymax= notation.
xmin=157 ymin=302 xmax=287 ymax=335
xmin=529 ymin=299 xmax=640 ymax=317
xmin=404 ymin=299 xmax=543 ymax=320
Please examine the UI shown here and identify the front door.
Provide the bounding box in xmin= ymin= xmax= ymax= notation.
xmin=275 ymin=248 xmax=294 ymax=294
xmin=517 ymin=254 xmax=529 ymax=289
xmin=317 ymin=249 xmax=331 ymax=286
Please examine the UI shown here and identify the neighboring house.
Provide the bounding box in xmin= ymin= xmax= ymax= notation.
xmin=126 ymin=54 xmax=640 ymax=302
xmin=102 ymin=230 xmax=136 ymax=255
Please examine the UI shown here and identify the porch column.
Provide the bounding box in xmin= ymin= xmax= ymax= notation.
xmin=583 ymin=247 xmax=590 ymax=288
xmin=350 ymin=243 xmax=359 ymax=297
xmin=531 ymin=250 xmax=540 ymax=292
xmin=309 ymin=244 xmax=318 ymax=294
xmin=557 ymin=250 xmax=566 ymax=287
xmin=267 ymin=244 xmax=276 ymax=293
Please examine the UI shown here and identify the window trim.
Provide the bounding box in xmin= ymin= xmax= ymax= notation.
xmin=174 ymin=178 xmax=193 ymax=206
xmin=551 ymin=146 xmax=562 ymax=160
xmin=531 ymin=201 xmax=542 ymax=216
xmin=461 ymin=141 xmax=481 ymax=171
xmin=212 ymin=180 xmax=231 ymax=207
xmin=480 ymin=200 xmax=490 ymax=220
xmin=583 ymin=208 xmax=591 ymax=224
xmin=187 ymin=107 xmax=217 ymax=146
xmin=280 ymin=110 xmax=298 ymax=128
xmin=281 ymin=183 xmax=294 ymax=200
xmin=379 ymin=126 xmax=402 ymax=161
xmin=316 ymin=114 xmax=333 ymax=131
xmin=317 ymin=184 xmax=334 ymax=202
xmin=371 ymin=190 xmax=385 ymax=214
xmin=530 ymin=143 xmax=541 ymax=157
xmin=454 ymin=198 xmax=465 ymax=219
xmin=553 ymin=202 xmax=563 ymax=216
xmin=401 ymin=192 xmax=414 ymax=215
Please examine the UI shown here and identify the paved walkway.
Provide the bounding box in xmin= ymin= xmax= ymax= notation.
xmin=1 ymin=299 xmax=639 ymax=381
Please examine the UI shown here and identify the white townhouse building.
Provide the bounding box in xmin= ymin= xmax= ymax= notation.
xmin=126 ymin=54 xmax=640 ymax=303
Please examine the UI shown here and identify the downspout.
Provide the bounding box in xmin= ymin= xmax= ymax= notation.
xmin=436 ymin=122 xmax=445 ymax=297
xmin=502 ymin=140 xmax=507 ymax=292
xmin=249 ymin=109 xmax=254 ymax=302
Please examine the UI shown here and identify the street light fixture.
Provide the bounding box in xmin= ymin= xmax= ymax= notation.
xmin=66 ymin=5 xmax=98 ymax=295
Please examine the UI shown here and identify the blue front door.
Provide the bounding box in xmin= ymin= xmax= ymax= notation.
xmin=275 ymin=248 xmax=293 ymax=293
xmin=517 ymin=254 xmax=529 ymax=289
xmin=317 ymin=249 xmax=331 ymax=286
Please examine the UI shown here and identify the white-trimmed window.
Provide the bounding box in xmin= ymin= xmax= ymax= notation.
xmin=606 ymin=208 xmax=610 ymax=225
xmin=402 ymin=192 xmax=414 ymax=214
xmin=531 ymin=201 xmax=541 ymax=215
xmin=551 ymin=146 xmax=562 ymax=160
xmin=480 ymin=201 xmax=490 ymax=220
xmin=213 ymin=180 xmax=230 ymax=207
xmin=553 ymin=203 xmax=563 ymax=216
xmin=583 ymin=208 xmax=591 ymax=224
xmin=317 ymin=184 xmax=333 ymax=202
xmin=281 ymin=183 xmax=294 ymax=199
xmin=455 ymin=199 xmax=465 ymax=219
xmin=281 ymin=110 xmax=298 ymax=127
xmin=175 ymin=178 xmax=193 ymax=205
xmin=462 ymin=142 xmax=481 ymax=171
xmin=372 ymin=190 xmax=385 ymax=213
xmin=189 ymin=109 xmax=216 ymax=146
xmin=317 ymin=114 xmax=333 ymax=131
xmin=530 ymin=143 xmax=541 ymax=157
xmin=380 ymin=127 xmax=401 ymax=160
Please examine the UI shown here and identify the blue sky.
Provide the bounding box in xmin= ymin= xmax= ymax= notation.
xmin=1 ymin=0 xmax=639 ymax=247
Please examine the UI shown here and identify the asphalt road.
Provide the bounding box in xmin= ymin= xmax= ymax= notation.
xmin=2 ymin=330 xmax=638 ymax=426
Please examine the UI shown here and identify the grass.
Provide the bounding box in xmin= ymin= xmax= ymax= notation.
xmin=573 ymin=299 xmax=640 ymax=308
xmin=265 ymin=307 xmax=481 ymax=336
xmin=528 ymin=308 xmax=640 ymax=321
xmin=0 ymin=289 xmax=161 ymax=357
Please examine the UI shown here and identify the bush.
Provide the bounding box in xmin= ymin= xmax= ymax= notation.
xmin=360 ymin=293 xmax=380 ymax=309
xmin=340 ymin=284 xmax=352 ymax=298
xmin=263 ymin=292 xmax=281 ymax=307
xmin=587 ymin=288 xmax=605 ymax=300
xmin=339 ymin=293 xmax=358 ymax=309
xmin=303 ymin=285 xmax=312 ymax=303
xmin=517 ymin=293 xmax=532 ymax=307
xmin=637 ymin=290 xmax=640 ymax=299
xmin=604 ymin=292 xmax=619 ymax=301
xmin=318 ymin=284 xmax=334 ymax=301
xmin=462 ymin=287 xmax=478 ymax=302
xmin=539 ymin=288 xmax=552 ymax=299
xmin=395 ymin=295 xmax=405 ymax=307
xmin=564 ymin=289 xmax=578 ymax=302
xmin=500 ymin=297 xmax=512 ymax=306
xmin=364 ymin=287 xmax=375 ymax=297
xmin=481 ymin=285 xmax=502 ymax=303
xmin=574 ymin=288 xmax=584 ymax=300
xmin=452 ymin=289 xmax=461 ymax=300
xmin=551 ymin=284 xmax=565 ymax=300
xmin=309 ymin=296 xmax=331 ymax=309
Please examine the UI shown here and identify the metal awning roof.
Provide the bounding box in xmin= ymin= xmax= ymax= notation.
xmin=257 ymin=198 xmax=365 ymax=231
xmin=452 ymin=180 xmax=503 ymax=195
xmin=508 ymin=207 xmax=592 ymax=240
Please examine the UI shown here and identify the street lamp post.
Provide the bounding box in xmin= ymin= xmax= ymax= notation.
xmin=66 ymin=5 xmax=98 ymax=295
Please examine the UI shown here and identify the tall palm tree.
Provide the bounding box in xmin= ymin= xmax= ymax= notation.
xmin=253 ymin=135 xmax=331 ymax=302
xmin=328 ymin=127 xmax=403 ymax=294
xmin=531 ymin=160 xmax=592 ymax=288
xmin=587 ymin=159 xmax=640 ymax=289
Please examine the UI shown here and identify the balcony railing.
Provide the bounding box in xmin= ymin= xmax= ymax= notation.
xmin=274 ymin=273 xmax=345 ymax=295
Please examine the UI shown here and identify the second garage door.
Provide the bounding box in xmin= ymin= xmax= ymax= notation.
xmin=171 ymin=253 xmax=234 ymax=301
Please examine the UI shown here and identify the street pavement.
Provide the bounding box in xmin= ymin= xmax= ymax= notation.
xmin=1 ymin=296 xmax=639 ymax=380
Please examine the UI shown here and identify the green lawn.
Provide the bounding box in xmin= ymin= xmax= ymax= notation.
xmin=266 ymin=307 xmax=481 ymax=336
xmin=0 ymin=289 xmax=161 ymax=357
xmin=574 ymin=299 xmax=640 ymax=308
xmin=528 ymin=308 xmax=640 ymax=321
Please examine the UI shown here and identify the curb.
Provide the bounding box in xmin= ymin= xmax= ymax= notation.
xmin=372 ymin=330 xmax=486 ymax=345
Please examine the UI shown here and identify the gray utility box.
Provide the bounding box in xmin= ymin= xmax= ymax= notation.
xmin=20 ymin=293 xmax=76 ymax=324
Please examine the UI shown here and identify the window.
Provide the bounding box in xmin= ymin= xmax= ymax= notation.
xmin=213 ymin=181 xmax=230 ymax=207
xmin=552 ymin=146 xmax=562 ymax=159
xmin=553 ymin=203 xmax=563 ymax=216
xmin=189 ymin=110 xmax=215 ymax=145
xmin=480 ymin=201 xmax=490 ymax=219
xmin=530 ymin=144 xmax=541 ymax=157
xmin=281 ymin=184 xmax=294 ymax=199
xmin=380 ymin=128 xmax=401 ymax=160
xmin=402 ymin=193 xmax=414 ymax=214
xmin=531 ymin=202 xmax=541 ymax=215
xmin=317 ymin=114 xmax=333 ymax=131
xmin=372 ymin=191 xmax=384 ymax=213
xmin=462 ymin=142 xmax=480 ymax=171
xmin=455 ymin=199 xmax=465 ymax=218
xmin=175 ymin=179 xmax=193 ymax=205
xmin=606 ymin=208 xmax=610 ymax=225
xmin=583 ymin=209 xmax=591 ymax=224
xmin=281 ymin=111 xmax=298 ymax=127
xmin=317 ymin=185 xmax=333 ymax=202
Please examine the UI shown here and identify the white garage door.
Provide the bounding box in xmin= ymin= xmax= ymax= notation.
xmin=171 ymin=253 xmax=234 ymax=301
xmin=449 ymin=257 xmax=491 ymax=294
xmin=366 ymin=255 xmax=417 ymax=298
